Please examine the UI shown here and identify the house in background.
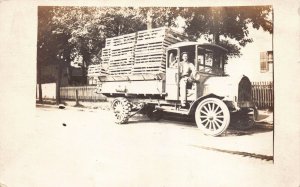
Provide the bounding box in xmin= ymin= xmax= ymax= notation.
xmin=40 ymin=63 xmax=69 ymax=86
xmin=66 ymin=67 xmax=86 ymax=86
xmin=252 ymin=50 xmax=273 ymax=82
xmin=260 ymin=51 xmax=273 ymax=73
xmin=40 ymin=63 xmax=85 ymax=86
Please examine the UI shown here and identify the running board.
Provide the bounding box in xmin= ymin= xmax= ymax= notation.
xmin=155 ymin=106 xmax=189 ymax=115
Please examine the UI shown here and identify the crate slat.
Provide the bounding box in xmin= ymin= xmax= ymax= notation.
xmin=101 ymin=27 xmax=185 ymax=76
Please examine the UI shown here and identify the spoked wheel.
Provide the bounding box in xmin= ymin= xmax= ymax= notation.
xmin=112 ymin=97 xmax=131 ymax=124
xmin=195 ymin=98 xmax=230 ymax=136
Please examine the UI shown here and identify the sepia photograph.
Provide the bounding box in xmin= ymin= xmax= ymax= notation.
xmin=0 ymin=1 xmax=299 ymax=187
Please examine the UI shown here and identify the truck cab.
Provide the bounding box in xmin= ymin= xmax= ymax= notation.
xmin=165 ymin=42 xmax=228 ymax=102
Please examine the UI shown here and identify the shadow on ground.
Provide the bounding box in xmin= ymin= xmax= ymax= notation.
xmin=190 ymin=145 xmax=273 ymax=161
xmin=131 ymin=112 xmax=273 ymax=137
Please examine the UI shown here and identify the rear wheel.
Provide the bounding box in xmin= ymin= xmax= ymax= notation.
xmin=195 ymin=98 xmax=230 ymax=136
xmin=112 ymin=97 xmax=131 ymax=124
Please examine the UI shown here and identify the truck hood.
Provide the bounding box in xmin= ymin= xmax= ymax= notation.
xmin=202 ymin=75 xmax=250 ymax=101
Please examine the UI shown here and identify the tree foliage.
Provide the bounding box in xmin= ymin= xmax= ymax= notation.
xmin=50 ymin=7 xmax=149 ymax=68
xmin=180 ymin=6 xmax=272 ymax=58
xmin=38 ymin=6 xmax=273 ymax=82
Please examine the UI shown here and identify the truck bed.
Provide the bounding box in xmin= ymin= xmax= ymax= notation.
xmin=98 ymin=74 xmax=166 ymax=96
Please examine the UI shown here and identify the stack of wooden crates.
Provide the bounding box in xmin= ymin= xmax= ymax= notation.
xmin=87 ymin=64 xmax=108 ymax=84
xmin=132 ymin=27 xmax=182 ymax=74
xmin=101 ymin=27 xmax=184 ymax=76
xmin=105 ymin=33 xmax=137 ymax=75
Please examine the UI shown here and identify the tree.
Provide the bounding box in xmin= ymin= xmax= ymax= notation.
xmin=50 ymin=7 xmax=148 ymax=83
xmin=38 ymin=6 xmax=151 ymax=104
xmin=136 ymin=7 xmax=182 ymax=29
xmin=38 ymin=6 xmax=71 ymax=104
xmin=179 ymin=6 xmax=273 ymax=58
xmin=37 ymin=6 xmax=55 ymax=103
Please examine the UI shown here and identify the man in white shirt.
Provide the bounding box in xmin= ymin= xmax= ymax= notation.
xmin=172 ymin=52 xmax=196 ymax=107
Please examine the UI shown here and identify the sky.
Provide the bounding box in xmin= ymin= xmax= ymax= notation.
xmin=225 ymin=27 xmax=273 ymax=81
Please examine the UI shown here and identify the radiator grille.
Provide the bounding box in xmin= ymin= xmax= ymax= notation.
xmin=238 ymin=76 xmax=252 ymax=102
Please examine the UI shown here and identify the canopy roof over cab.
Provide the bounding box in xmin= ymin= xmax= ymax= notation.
xmin=167 ymin=42 xmax=228 ymax=53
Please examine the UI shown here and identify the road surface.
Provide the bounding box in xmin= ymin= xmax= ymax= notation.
xmin=0 ymin=105 xmax=275 ymax=187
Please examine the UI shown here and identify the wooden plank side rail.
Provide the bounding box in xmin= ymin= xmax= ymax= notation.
xmin=251 ymin=81 xmax=273 ymax=109
xmin=60 ymin=86 xmax=106 ymax=102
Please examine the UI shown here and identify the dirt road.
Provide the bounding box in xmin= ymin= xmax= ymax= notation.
xmin=0 ymin=105 xmax=275 ymax=187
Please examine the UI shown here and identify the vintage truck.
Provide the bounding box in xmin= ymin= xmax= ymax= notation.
xmin=96 ymin=35 xmax=257 ymax=136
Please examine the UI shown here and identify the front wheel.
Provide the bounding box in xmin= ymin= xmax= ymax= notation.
xmin=195 ymin=98 xmax=230 ymax=136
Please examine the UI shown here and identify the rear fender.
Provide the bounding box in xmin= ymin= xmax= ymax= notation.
xmin=187 ymin=94 xmax=224 ymax=116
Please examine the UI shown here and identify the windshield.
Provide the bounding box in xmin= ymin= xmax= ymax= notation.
xmin=197 ymin=47 xmax=224 ymax=75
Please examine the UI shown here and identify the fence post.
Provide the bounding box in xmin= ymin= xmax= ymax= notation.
xmin=75 ymin=89 xmax=79 ymax=106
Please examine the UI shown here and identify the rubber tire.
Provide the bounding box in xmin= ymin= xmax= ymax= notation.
xmin=112 ymin=97 xmax=131 ymax=124
xmin=195 ymin=98 xmax=230 ymax=136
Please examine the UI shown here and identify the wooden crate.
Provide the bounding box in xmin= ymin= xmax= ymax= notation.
xmin=134 ymin=54 xmax=166 ymax=64
xmin=102 ymin=27 xmax=185 ymax=76
xmin=108 ymin=56 xmax=134 ymax=76
xmin=132 ymin=66 xmax=166 ymax=75
xmin=107 ymin=32 xmax=137 ymax=47
xmin=101 ymin=48 xmax=111 ymax=57
xmin=101 ymin=48 xmax=111 ymax=64
xmin=87 ymin=64 xmax=108 ymax=77
xmin=135 ymin=42 xmax=168 ymax=53
xmin=109 ymin=70 xmax=132 ymax=76
xmin=105 ymin=33 xmax=136 ymax=47
xmin=111 ymin=48 xmax=135 ymax=57
xmin=105 ymin=38 xmax=113 ymax=48
xmin=137 ymin=27 xmax=183 ymax=42
xmin=137 ymin=27 xmax=169 ymax=40
xmin=105 ymin=33 xmax=136 ymax=75
xmin=133 ymin=28 xmax=183 ymax=75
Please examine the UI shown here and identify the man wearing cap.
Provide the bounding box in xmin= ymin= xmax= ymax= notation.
xmin=178 ymin=52 xmax=195 ymax=107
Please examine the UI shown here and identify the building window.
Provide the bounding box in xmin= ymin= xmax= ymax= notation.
xmin=260 ymin=51 xmax=270 ymax=72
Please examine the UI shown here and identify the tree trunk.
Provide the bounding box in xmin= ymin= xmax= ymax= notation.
xmin=37 ymin=63 xmax=43 ymax=103
xmin=81 ymin=60 xmax=87 ymax=85
xmin=213 ymin=33 xmax=220 ymax=44
xmin=212 ymin=33 xmax=221 ymax=71
xmin=56 ymin=62 xmax=63 ymax=104
xmin=147 ymin=8 xmax=153 ymax=29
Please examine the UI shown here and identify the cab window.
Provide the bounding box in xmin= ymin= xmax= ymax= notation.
xmin=197 ymin=47 xmax=224 ymax=74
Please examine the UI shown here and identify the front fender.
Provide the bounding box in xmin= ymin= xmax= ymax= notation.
xmin=187 ymin=94 xmax=224 ymax=115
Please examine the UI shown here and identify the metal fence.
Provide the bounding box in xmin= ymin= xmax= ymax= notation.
xmin=60 ymin=86 xmax=106 ymax=101
xmin=252 ymin=81 xmax=273 ymax=109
